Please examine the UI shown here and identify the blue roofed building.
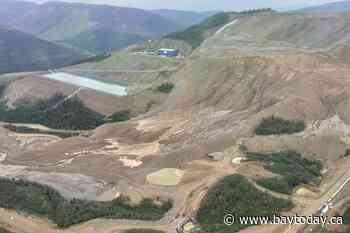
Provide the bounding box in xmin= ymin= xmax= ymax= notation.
xmin=158 ymin=48 xmax=179 ymax=57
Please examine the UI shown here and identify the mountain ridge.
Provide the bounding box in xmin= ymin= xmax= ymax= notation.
xmin=0 ymin=0 xmax=185 ymax=54
xmin=151 ymin=9 xmax=219 ymax=27
xmin=297 ymin=0 xmax=350 ymax=12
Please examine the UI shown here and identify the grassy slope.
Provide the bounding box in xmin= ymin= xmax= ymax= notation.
xmin=0 ymin=28 xmax=86 ymax=74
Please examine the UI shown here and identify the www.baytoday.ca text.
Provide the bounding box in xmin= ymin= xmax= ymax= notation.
xmin=224 ymin=214 xmax=343 ymax=227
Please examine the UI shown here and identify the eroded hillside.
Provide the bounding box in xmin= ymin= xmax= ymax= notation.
xmin=200 ymin=12 xmax=350 ymax=58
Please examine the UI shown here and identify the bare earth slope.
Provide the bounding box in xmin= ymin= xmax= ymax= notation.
xmin=200 ymin=12 xmax=350 ymax=58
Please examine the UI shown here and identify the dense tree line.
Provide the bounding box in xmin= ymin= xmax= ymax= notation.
xmin=240 ymin=8 xmax=273 ymax=14
xmin=255 ymin=116 xmax=306 ymax=135
xmin=0 ymin=93 xmax=133 ymax=130
xmin=247 ymin=151 xmax=322 ymax=194
xmin=196 ymin=174 xmax=293 ymax=233
xmin=0 ymin=93 xmax=104 ymax=130
xmin=0 ymin=178 xmax=172 ymax=228
xmin=42 ymin=96 xmax=104 ymax=130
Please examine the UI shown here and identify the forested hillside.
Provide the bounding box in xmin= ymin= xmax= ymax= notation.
xmin=0 ymin=27 xmax=86 ymax=74
xmin=0 ymin=1 xmax=184 ymax=54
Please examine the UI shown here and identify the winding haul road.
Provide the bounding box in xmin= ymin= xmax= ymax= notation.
xmin=282 ymin=158 xmax=350 ymax=233
xmin=215 ymin=19 xmax=239 ymax=35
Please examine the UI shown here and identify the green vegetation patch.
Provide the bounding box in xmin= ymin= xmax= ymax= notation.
xmin=107 ymin=110 xmax=131 ymax=123
xmin=0 ymin=94 xmax=136 ymax=130
xmin=0 ymin=227 xmax=13 ymax=233
xmin=157 ymin=82 xmax=175 ymax=93
xmin=0 ymin=94 xmax=105 ymax=130
xmin=247 ymin=151 xmax=322 ymax=194
xmin=0 ymin=178 xmax=172 ymax=228
xmin=255 ymin=116 xmax=306 ymax=135
xmin=343 ymin=208 xmax=350 ymax=225
xmin=196 ymin=174 xmax=293 ymax=233
xmin=122 ymin=229 xmax=165 ymax=233
xmin=256 ymin=177 xmax=292 ymax=194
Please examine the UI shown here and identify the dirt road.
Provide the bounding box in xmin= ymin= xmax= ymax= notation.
xmin=63 ymin=68 xmax=179 ymax=73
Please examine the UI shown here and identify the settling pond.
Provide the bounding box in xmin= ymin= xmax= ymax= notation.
xmin=43 ymin=72 xmax=127 ymax=96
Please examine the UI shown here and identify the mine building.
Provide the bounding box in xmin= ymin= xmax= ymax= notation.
xmin=158 ymin=48 xmax=179 ymax=57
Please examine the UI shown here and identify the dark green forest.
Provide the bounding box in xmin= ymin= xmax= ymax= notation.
xmin=157 ymin=82 xmax=175 ymax=93
xmin=0 ymin=94 xmax=104 ymax=130
xmin=0 ymin=178 xmax=172 ymax=228
xmin=196 ymin=174 xmax=293 ymax=233
xmin=247 ymin=151 xmax=322 ymax=194
xmin=0 ymin=93 xmax=132 ymax=130
xmin=255 ymin=116 xmax=306 ymax=135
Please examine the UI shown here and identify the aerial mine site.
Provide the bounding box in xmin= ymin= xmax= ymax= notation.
xmin=1 ymin=1 xmax=350 ymax=233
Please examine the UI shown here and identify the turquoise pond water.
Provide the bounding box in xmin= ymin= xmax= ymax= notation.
xmin=43 ymin=72 xmax=127 ymax=96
